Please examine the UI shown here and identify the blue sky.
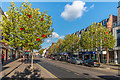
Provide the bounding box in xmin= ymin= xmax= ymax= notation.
xmin=1 ymin=1 xmax=118 ymax=49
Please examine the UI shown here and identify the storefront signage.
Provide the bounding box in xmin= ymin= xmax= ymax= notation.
xmin=102 ymin=51 xmax=106 ymax=54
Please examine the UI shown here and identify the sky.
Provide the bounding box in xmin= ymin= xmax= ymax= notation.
xmin=1 ymin=1 xmax=118 ymax=49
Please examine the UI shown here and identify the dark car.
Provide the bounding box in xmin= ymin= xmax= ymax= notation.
xmin=88 ymin=60 xmax=100 ymax=67
xmin=83 ymin=59 xmax=89 ymax=65
xmin=83 ymin=59 xmax=100 ymax=67
xmin=54 ymin=56 xmax=59 ymax=60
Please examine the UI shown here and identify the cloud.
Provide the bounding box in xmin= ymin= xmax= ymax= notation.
xmin=4 ymin=12 xmax=8 ymax=17
xmin=52 ymin=32 xmax=59 ymax=38
xmin=61 ymin=1 xmax=87 ymax=21
xmin=90 ymin=4 xmax=94 ymax=8
xmin=59 ymin=36 xmax=65 ymax=39
xmin=46 ymin=40 xmax=51 ymax=43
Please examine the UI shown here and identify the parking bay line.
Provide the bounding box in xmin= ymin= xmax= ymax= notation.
xmin=74 ymin=73 xmax=80 ymax=76
xmin=66 ymin=69 xmax=71 ymax=72
xmin=95 ymin=67 xmax=118 ymax=72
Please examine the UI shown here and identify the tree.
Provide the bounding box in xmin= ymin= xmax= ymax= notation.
xmin=81 ymin=23 xmax=115 ymax=63
xmin=56 ymin=38 xmax=64 ymax=54
xmin=0 ymin=2 xmax=54 ymax=69
xmin=48 ymin=43 xmax=57 ymax=55
xmin=63 ymin=34 xmax=81 ymax=54
xmin=39 ymin=49 xmax=44 ymax=55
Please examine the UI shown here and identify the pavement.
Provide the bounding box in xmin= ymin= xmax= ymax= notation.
xmin=0 ymin=58 xmax=56 ymax=79
xmin=100 ymin=63 xmax=120 ymax=71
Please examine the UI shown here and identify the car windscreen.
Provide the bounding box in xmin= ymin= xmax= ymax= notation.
xmin=93 ymin=60 xmax=98 ymax=62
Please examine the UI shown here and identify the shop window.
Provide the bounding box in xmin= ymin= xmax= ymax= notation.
xmin=117 ymin=29 xmax=120 ymax=46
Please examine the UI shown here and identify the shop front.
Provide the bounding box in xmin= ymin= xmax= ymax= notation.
xmin=78 ymin=52 xmax=82 ymax=60
xmin=2 ymin=48 xmax=7 ymax=61
xmin=82 ymin=51 xmax=96 ymax=60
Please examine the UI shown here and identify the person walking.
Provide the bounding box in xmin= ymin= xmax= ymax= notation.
xmin=12 ymin=54 xmax=15 ymax=60
xmin=1 ymin=53 xmax=4 ymax=65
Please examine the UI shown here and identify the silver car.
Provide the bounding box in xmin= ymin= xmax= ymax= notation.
xmin=70 ymin=57 xmax=83 ymax=65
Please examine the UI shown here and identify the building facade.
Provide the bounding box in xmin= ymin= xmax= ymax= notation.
xmin=112 ymin=1 xmax=120 ymax=64
xmin=73 ymin=10 xmax=117 ymax=64
xmin=0 ymin=7 xmax=23 ymax=62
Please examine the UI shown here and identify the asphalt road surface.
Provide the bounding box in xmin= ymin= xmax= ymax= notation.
xmin=34 ymin=58 xmax=120 ymax=80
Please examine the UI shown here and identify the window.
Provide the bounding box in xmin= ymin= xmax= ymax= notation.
xmin=117 ymin=29 xmax=120 ymax=46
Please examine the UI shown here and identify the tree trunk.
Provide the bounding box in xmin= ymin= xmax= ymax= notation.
xmin=106 ymin=48 xmax=109 ymax=64
xmin=31 ymin=51 xmax=33 ymax=69
xmin=97 ymin=51 xmax=100 ymax=63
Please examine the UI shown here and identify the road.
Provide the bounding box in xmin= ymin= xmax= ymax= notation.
xmin=34 ymin=58 xmax=120 ymax=80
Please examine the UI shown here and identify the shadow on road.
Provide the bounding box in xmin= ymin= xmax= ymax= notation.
xmin=34 ymin=59 xmax=42 ymax=63
xmin=17 ymin=58 xmax=42 ymax=64
xmin=2 ymin=66 xmax=10 ymax=71
xmin=98 ymin=75 xmax=120 ymax=80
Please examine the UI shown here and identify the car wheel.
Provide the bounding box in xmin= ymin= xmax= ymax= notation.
xmin=90 ymin=64 xmax=93 ymax=67
xmin=75 ymin=62 xmax=78 ymax=65
xmin=88 ymin=64 xmax=91 ymax=67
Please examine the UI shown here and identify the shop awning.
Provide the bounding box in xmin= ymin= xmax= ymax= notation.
xmin=25 ymin=52 xmax=29 ymax=55
xmin=82 ymin=51 xmax=96 ymax=54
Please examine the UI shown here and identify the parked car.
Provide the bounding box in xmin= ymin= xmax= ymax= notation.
xmin=83 ymin=59 xmax=89 ymax=66
xmin=54 ymin=56 xmax=58 ymax=60
xmin=58 ymin=56 xmax=66 ymax=61
xmin=83 ymin=59 xmax=100 ymax=67
xmin=66 ymin=57 xmax=71 ymax=63
xmin=51 ymin=56 xmax=54 ymax=60
xmin=70 ymin=57 xmax=83 ymax=65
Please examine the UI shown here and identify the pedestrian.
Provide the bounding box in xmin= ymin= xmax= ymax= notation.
xmin=13 ymin=54 xmax=15 ymax=60
xmin=21 ymin=55 xmax=23 ymax=62
xmin=51 ymin=56 xmax=53 ymax=60
xmin=26 ymin=55 xmax=29 ymax=62
xmin=1 ymin=53 xmax=4 ymax=65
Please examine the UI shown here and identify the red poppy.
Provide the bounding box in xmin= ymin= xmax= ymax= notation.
xmin=27 ymin=14 xmax=32 ymax=18
xmin=93 ymin=32 xmax=95 ymax=34
xmin=90 ymin=45 xmax=92 ymax=47
xmin=41 ymin=18 xmax=43 ymax=21
xmin=29 ymin=15 xmax=32 ymax=18
xmin=20 ymin=28 xmax=24 ymax=30
xmin=27 ymin=14 xmax=29 ymax=17
xmin=36 ymin=38 xmax=40 ymax=41
xmin=104 ymin=39 xmax=106 ymax=41
xmin=5 ymin=44 xmax=8 ymax=46
xmin=20 ymin=28 xmax=23 ymax=30
xmin=42 ymin=34 xmax=45 ymax=38
xmin=26 ymin=43 xmax=27 ymax=45
xmin=106 ymin=32 xmax=108 ymax=34
xmin=2 ymin=42 xmax=5 ymax=44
